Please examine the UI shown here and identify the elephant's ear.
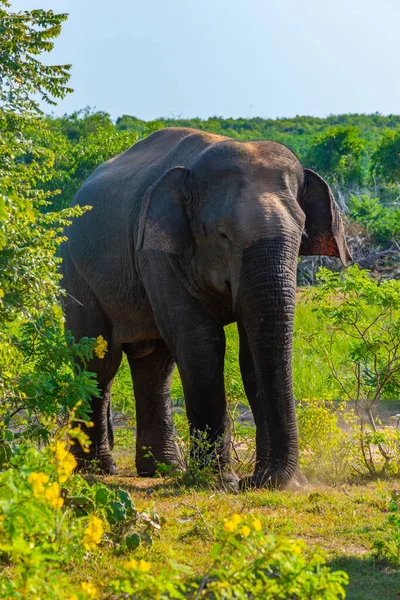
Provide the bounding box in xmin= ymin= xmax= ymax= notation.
xmin=136 ymin=166 xmax=194 ymax=257
xmin=299 ymin=169 xmax=351 ymax=265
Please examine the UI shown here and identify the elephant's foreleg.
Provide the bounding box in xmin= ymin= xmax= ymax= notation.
xmin=127 ymin=339 xmax=184 ymax=476
xmin=238 ymin=321 xmax=306 ymax=489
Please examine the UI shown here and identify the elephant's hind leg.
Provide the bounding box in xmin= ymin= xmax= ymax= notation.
xmin=126 ymin=339 xmax=184 ymax=476
xmin=62 ymin=253 xmax=122 ymax=474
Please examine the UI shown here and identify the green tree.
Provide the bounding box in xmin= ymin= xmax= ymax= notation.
xmin=371 ymin=129 xmax=400 ymax=184
xmin=348 ymin=195 xmax=400 ymax=244
xmin=305 ymin=126 xmax=366 ymax=187
xmin=0 ymin=1 xmax=97 ymax=438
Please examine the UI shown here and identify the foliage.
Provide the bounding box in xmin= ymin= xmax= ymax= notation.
xmin=0 ymin=313 xmax=101 ymax=443
xmin=373 ymin=489 xmax=400 ymax=565
xmin=0 ymin=431 xmax=159 ymax=599
xmin=115 ymin=113 xmax=400 ymax=158
xmin=0 ymin=1 xmax=72 ymax=114
xmin=296 ymin=397 xmax=356 ymax=480
xmin=0 ymin=5 xmax=123 ymax=596
xmin=109 ymin=513 xmax=348 ymax=599
xmin=305 ymin=126 xmax=366 ymax=187
xmin=304 ymin=265 xmax=400 ymax=476
xmin=10 ymin=107 xmax=399 ymax=275
xmin=348 ymin=195 xmax=400 ymax=244
xmin=371 ymin=129 xmax=400 ymax=183
xmin=0 ymin=1 xmax=102 ymax=443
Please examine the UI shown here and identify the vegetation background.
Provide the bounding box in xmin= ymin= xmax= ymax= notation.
xmin=1 ymin=2 xmax=400 ymax=599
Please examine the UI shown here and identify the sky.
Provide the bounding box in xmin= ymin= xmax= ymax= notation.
xmin=10 ymin=0 xmax=400 ymax=121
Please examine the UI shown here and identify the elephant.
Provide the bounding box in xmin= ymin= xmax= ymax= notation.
xmin=61 ymin=127 xmax=350 ymax=488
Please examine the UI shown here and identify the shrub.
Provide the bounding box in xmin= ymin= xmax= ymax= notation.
xmin=371 ymin=129 xmax=400 ymax=184
xmin=296 ymin=397 xmax=356 ymax=481
xmin=0 ymin=428 xmax=160 ymax=599
xmin=348 ymin=195 xmax=400 ymax=244
xmin=373 ymin=489 xmax=400 ymax=565
xmin=305 ymin=126 xmax=366 ymax=186
xmin=303 ymin=265 xmax=400 ymax=477
xmin=109 ymin=513 xmax=348 ymax=599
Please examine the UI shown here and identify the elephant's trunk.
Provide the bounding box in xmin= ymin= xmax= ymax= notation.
xmin=236 ymin=237 xmax=299 ymax=488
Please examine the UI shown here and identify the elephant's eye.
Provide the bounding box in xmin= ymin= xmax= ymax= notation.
xmin=217 ymin=225 xmax=229 ymax=241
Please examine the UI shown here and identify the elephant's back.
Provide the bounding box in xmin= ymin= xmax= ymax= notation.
xmin=63 ymin=128 xmax=229 ymax=325
xmin=82 ymin=127 xmax=229 ymax=190
xmin=70 ymin=128 xmax=228 ymax=213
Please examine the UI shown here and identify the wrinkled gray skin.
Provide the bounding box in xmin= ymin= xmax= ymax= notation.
xmin=61 ymin=127 xmax=350 ymax=488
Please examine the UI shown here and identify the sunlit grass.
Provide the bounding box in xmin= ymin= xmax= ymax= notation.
xmin=71 ymin=474 xmax=400 ymax=600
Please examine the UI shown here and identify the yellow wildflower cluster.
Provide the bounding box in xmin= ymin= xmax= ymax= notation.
xmin=27 ymin=473 xmax=64 ymax=509
xmin=80 ymin=581 xmax=98 ymax=598
xmin=28 ymin=472 xmax=49 ymax=497
xmin=83 ymin=515 xmax=104 ymax=550
xmin=223 ymin=514 xmax=263 ymax=536
xmin=94 ymin=335 xmax=108 ymax=359
xmin=125 ymin=558 xmax=151 ymax=572
xmin=51 ymin=440 xmax=77 ymax=482
xmin=45 ymin=481 xmax=64 ymax=508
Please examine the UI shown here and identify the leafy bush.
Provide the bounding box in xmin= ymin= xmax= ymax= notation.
xmin=305 ymin=126 xmax=366 ymax=186
xmin=0 ymin=1 xmax=101 ymax=442
xmin=348 ymin=195 xmax=400 ymax=244
xmin=303 ymin=265 xmax=400 ymax=477
xmin=109 ymin=513 xmax=348 ymax=599
xmin=0 ymin=429 xmax=160 ymax=599
xmin=373 ymin=489 xmax=400 ymax=565
xmin=296 ymin=397 xmax=356 ymax=481
xmin=371 ymin=129 xmax=400 ymax=184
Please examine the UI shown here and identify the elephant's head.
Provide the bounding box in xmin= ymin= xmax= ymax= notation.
xmin=137 ymin=140 xmax=350 ymax=487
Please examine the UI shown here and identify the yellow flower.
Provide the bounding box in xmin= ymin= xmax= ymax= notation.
xmin=83 ymin=516 xmax=104 ymax=550
xmin=51 ymin=440 xmax=77 ymax=482
xmin=224 ymin=519 xmax=237 ymax=533
xmin=139 ymin=559 xmax=151 ymax=572
xmin=94 ymin=335 xmax=108 ymax=359
xmin=252 ymin=518 xmax=262 ymax=531
xmin=241 ymin=525 xmax=251 ymax=537
xmin=45 ymin=481 xmax=64 ymax=509
xmin=125 ymin=558 xmax=138 ymax=570
xmin=80 ymin=581 xmax=98 ymax=598
xmin=28 ymin=472 xmax=49 ymax=497
xmin=68 ymin=596 xmax=78 ymax=600
xmin=231 ymin=513 xmax=242 ymax=526
xmin=292 ymin=543 xmax=303 ymax=556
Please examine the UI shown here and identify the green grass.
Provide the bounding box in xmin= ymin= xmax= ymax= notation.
xmin=73 ymin=470 xmax=400 ymax=600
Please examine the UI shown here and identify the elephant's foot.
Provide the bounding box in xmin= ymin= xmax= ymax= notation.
xmin=136 ymin=444 xmax=185 ymax=477
xmin=282 ymin=468 xmax=308 ymax=491
xmin=239 ymin=466 xmax=307 ymax=491
xmin=219 ymin=468 xmax=240 ymax=492
xmin=74 ymin=453 xmax=118 ymax=475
